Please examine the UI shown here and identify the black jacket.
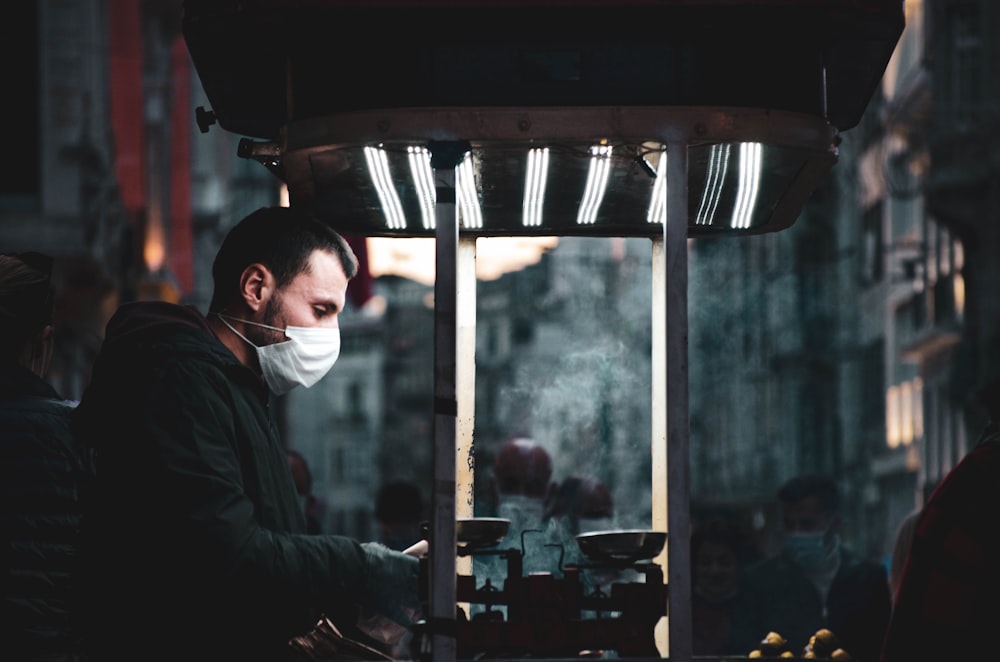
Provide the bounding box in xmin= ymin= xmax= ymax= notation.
xmin=0 ymin=361 xmax=94 ymax=661
xmin=73 ymin=301 xmax=370 ymax=661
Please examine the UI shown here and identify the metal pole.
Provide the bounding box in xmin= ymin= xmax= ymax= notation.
xmin=456 ymin=237 xmax=477 ymax=581
xmin=665 ymin=140 xmax=693 ymax=662
xmin=427 ymin=141 xmax=468 ymax=662
xmin=651 ymin=234 xmax=668 ymax=656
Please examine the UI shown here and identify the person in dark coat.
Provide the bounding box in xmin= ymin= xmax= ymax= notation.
xmin=880 ymin=380 xmax=1000 ymax=662
xmin=726 ymin=474 xmax=891 ymax=662
xmin=72 ymin=207 xmax=423 ymax=661
xmin=691 ymin=517 xmax=746 ymax=656
xmin=0 ymin=252 xmax=95 ymax=661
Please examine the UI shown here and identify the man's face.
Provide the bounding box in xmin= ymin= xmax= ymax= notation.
xmin=250 ymin=249 xmax=349 ymax=346
xmin=694 ymin=540 xmax=740 ymax=599
xmin=782 ymin=495 xmax=835 ymax=535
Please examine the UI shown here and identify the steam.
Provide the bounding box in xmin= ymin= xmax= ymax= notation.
xmin=492 ymin=237 xmax=654 ymax=531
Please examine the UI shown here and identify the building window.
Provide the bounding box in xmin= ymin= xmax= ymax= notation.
xmin=333 ymin=446 xmax=345 ymax=480
xmin=861 ymin=203 xmax=883 ymax=285
xmin=886 ymin=377 xmax=923 ymax=449
xmin=952 ymin=238 xmax=965 ymax=321
xmin=947 ymin=2 xmax=984 ymax=124
xmin=348 ymin=382 xmax=364 ymax=421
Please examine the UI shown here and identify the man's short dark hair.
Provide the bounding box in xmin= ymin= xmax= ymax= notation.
xmin=691 ymin=516 xmax=744 ymax=557
xmin=209 ymin=206 xmax=358 ymax=312
xmin=777 ymin=473 xmax=840 ymax=515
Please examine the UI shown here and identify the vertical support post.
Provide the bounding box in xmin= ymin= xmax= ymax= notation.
xmin=666 ymin=140 xmax=692 ymax=662
xmin=456 ymin=237 xmax=477 ymax=580
xmin=651 ymin=234 xmax=668 ymax=655
xmin=427 ymin=141 xmax=469 ymax=662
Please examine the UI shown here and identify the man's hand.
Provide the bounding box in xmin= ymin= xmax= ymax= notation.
xmin=360 ymin=542 xmax=422 ymax=626
xmin=402 ymin=539 xmax=428 ymax=556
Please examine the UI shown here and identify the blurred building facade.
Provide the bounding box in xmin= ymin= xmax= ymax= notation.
xmin=0 ymin=0 xmax=276 ymax=400
xmin=688 ymin=0 xmax=997 ymax=562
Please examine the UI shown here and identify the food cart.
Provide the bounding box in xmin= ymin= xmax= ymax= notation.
xmin=181 ymin=2 xmax=903 ymax=659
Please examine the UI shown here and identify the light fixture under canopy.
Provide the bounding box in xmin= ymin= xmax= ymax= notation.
xmin=259 ymin=106 xmax=838 ymax=237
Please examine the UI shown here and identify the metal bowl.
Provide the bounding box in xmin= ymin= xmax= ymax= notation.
xmin=575 ymin=529 xmax=668 ymax=563
xmin=456 ymin=517 xmax=510 ymax=549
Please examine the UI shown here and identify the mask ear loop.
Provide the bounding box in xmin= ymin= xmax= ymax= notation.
xmin=215 ymin=313 xmax=261 ymax=349
xmin=218 ymin=312 xmax=285 ymax=335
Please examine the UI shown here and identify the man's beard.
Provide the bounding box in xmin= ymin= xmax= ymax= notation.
xmin=246 ymin=294 xmax=287 ymax=347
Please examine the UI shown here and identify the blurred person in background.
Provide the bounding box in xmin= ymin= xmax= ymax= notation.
xmin=544 ymin=474 xmax=614 ymax=569
xmin=470 ymin=436 xmax=559 ymax=598
xmin=489 ymin=436 xmax=557 ymax=533
xmin=885 ymin=481 xmax=936 ymax=602
xmin=72 ymin=206 xmax=424 ymax=661
xmin=0 ymin=252 xmax=95 ymax=661
xmin=727 ymin=474 xmax=891 ymax=662
xmin=374 ymin=480 xmax=426 ymax=552
xmin=546 ymin=474 xmax=614 ymax=536
xmin=880 ymin=380 xmax=1000 ymax=661
xmin=690 ymin=517 xmax=746 ymax=656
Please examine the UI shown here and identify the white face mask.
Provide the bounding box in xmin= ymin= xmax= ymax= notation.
xmin=217 ymin=314 xmax=341 ymax=395
xmin=783 ymin=530 xmax=838 ymax=570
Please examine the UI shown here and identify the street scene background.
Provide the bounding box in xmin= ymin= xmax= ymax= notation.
xmin=1 ymin=0 xmax=995 ymax=574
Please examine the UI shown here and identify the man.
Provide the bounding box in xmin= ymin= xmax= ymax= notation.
xmin=0 ymin=252 xmax=95 ymax=661
xmin=880 ymin=380 xmax=1000 ymax=661
xmin=543 ymin=474 xmax=614 ymax=570
xmin=488 ymin=437 xmax=557 ymax=554
xmin=476 ymin=436 xmax=559 ymax=583
xmin=726 ymin=474 xmax=891 ymax=662
xmin=691 ymin=517 xmax=746 ymax=657
xmin=73 ymin=206 xmax=422 ymax=661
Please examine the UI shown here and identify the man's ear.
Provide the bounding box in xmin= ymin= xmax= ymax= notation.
xmin=26 ymin=324 xmax=54 ymax=377
xmin=239 ymin=263 xmax=273 ymax=312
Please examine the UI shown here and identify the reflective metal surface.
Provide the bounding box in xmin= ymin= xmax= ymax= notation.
xmin=270 ymin=107 xmax=838 ymax=237
xmin=456 ymin=517 xmax=510 ymax=549
xmin=576 ymin=530 xmax=669 ymax=563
